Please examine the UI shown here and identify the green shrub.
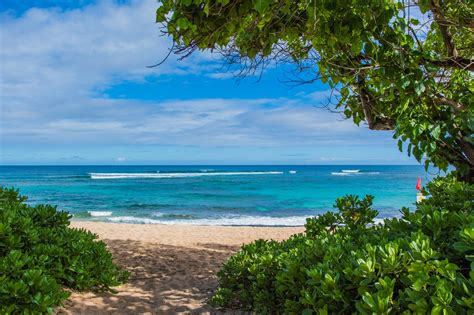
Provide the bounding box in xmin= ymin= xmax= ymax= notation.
xmin=0 ymin=187 xmax=128 ymax=313
xmin=211 ymin=175 xmax=474 ymax=313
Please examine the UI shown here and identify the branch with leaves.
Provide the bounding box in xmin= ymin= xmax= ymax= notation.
xmin=155 ymin=0 xmax=474 ymax=182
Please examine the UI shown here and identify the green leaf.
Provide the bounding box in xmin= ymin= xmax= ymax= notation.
xmin=176 ymin=17 xmax=191 ymax=30
xmin=254 ymin=0 xmax=270 ymax=14
xmin=432 ymin=125 xmax=441 ymax=140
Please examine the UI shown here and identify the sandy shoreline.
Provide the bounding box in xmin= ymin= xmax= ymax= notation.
xmin=62 ymin=222 xmax=303 ymax=314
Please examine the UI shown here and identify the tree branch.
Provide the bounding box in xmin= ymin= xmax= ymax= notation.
xmin=357 ymin=78 xmax=396 ymax=130
xmin=423 ymin=56 xmax=474 ymax=71
xmin=434 ymin=96 xmax=465 ymax=114
xmin=457 ymin=138 xmax=474 ymax=167
xmin=429 ymin=0 xmax=459 ymax=59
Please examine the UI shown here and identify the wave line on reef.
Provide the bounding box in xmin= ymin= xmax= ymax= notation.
xmin=89 ymin=171 xmax=284 ymax=179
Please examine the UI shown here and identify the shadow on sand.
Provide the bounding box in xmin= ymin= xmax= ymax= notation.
xmin=60 ymin=239 xmax=244 ymax=314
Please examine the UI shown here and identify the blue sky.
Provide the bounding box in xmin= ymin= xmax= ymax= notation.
xmin=0 ymin=0 xmax=417 ymax=165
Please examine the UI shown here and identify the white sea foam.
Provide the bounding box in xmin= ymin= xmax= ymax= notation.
xmin=88 ymin=211 xmax=112 ymax=217
xmin=341 ymin=169 xmax=360 ymax=173
xmin=372 ymin=218 xmax=386 ymax=225
xmin=90 ymin=171 xmax=283 ymax=179
xmin=106 ymin=215 xmax=309 ymax=226
xmin=106 ymin=216 xmax=164 ymax=224
xmin=331 ymin=171 xmax=380 ymax=176
xmin=103 ymin=215 xmax=395 ymax=226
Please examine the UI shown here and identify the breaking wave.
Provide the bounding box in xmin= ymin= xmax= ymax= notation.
xmin=98 ymin=215 xmax=394 ymax=226
xmin=105 ymin=215 xmax=309 ymax=226
xmin=90 ymin=171 xmax=284 ymax=179
xmin=331 ymin=171 xmax=380 ymax=176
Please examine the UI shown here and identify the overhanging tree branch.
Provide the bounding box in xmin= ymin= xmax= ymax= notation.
xmin=423 ymin=57 xmax=474 ymax=72
xmin=356 ymin=77 xmax=395 ymax=131
xmin=434 ymin=96 xmax=466 ymax=114
xmin=429 ymin=0 xmax=459 ymax=59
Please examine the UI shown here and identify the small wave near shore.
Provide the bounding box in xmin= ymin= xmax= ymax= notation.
xmin=104 ymin=215 xmax=308 ymax=226
xmin=77 ymin=214 xmax=392 ymax=227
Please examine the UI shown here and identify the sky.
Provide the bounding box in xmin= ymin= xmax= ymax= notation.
xmin=0 ymin=0 xmax=418 ymax=165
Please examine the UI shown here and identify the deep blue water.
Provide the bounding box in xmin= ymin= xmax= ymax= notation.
xmin=0 ymin=165 xmax=430 ymax=225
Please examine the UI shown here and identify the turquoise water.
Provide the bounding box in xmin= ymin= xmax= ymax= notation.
xmin=0 ymin=165 xmax=429 ymax=226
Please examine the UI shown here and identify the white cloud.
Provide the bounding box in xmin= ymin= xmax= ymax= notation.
xmin=0 ymin=0 xmax=397 ymax=156
xmin=0 ymin=0 xmax=207 ymax=118
xmin=206 ymin=72 xmax=237 ymax=80
xmin=307 ymin=90 xmax=334 ymax=102
xmin=1 ymin=95 xmax=391 ymax=147
xmin=320 ymin=157 xmax=353 ymax=161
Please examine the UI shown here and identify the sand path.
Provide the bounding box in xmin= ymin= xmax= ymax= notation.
xmin=61 ymin=222 xmax=303 ymax=314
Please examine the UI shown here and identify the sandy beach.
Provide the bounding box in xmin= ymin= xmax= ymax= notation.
xmin=61 ymin=222 xmax=303 ymax=314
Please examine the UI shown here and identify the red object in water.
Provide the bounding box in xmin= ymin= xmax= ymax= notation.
xmin=416 ymin=177 xmax=422 ymax=190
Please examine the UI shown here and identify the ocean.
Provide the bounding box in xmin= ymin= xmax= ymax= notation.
xmin=0 ymin=165 xmax=430 ymax=226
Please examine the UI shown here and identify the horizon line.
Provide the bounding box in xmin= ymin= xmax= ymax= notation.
xmin=0 ymin=163 xmax=423 ymax=166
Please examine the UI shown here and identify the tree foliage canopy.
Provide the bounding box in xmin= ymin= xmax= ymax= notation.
xmin=156 ymin=0 xmax=474 ymax=181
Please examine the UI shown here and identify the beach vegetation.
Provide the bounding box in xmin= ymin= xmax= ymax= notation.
xmin=156 ymin=0 xmax=474 ymax=182
xmin=156 ymin=1 xmax=474 ymax=311
xmin=0 ymin=187 xmax=128 ymax=313
xmin=211 ymin=175 xmax=474 ymax=313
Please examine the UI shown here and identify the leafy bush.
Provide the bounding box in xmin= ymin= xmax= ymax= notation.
xmin=0 ymin=187 xmax=128 ymax=313
xmin=211 ymin=175 xmax=474 ymax=313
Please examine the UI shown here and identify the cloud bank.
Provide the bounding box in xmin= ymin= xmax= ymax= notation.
xmin=0 ymin=0 xmax=407 ymax=164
